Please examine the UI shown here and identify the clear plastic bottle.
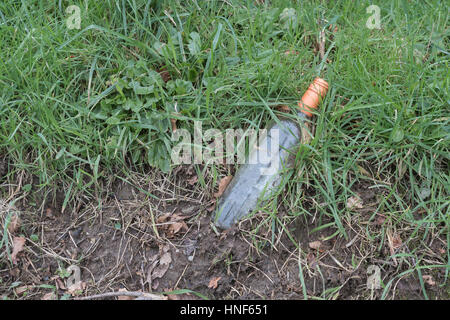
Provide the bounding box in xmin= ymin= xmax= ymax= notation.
xmin=214 ymin=78 xmax=328 ymax=229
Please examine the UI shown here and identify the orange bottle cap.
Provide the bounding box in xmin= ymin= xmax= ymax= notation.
xmin=297 ymin=77 xmax=329 ymax=117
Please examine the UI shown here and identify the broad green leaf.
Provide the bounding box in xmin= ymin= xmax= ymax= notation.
xmin=187 ymin=32 xmax=201 ymax=56
xmin=279 ymin=8 xmax=298 ymax=30
xmin=390 ymin=127 xmax=404 ymax=143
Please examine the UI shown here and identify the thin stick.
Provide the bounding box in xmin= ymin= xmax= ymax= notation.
xmin=75 ymin=291 xmax=166 ymax=300
xmin=319 ymin=29 xmax=326 ymax=61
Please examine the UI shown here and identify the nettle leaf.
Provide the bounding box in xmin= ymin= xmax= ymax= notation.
xmin=106 ymin=116 xmax=120 ymax=125
xmin=128 ymin=80 xmax=140 ymax=90
xmin=123 ymin=99 xmax=143 ymax=112
xmin=144 ymin=70 xmax=164 ymax=87
xmin=122 ymin=99 xmax=133 ymax=111
xmin=131 ymin=99 xmax=143 ymax=113
xmin=279 ymin=8 xmax=298 ymax=30
xmin=135 ymin=85 xmax=154 ymax=95
xmin=174 ymin=79 xmax=193 ymax=95
xmin=126 ymin=60 xmax=148 ymax=78
xmin=166 ymin=80 xmax=176 ymax=94
xmin=115 ymin=78 xmax=128 ymax=96
xmin=153 ymin=41 xmax=166 ymax=55
xmin=147 ymin=140 xmax=171 ymax=173
xmin=390 ymin=127 xmax=404 ymax=143
xmin=188 ymin=32 xmax=202 ymax=56
xmin=143 ymin=97 xmax=161 ymax=108
xmin=188 ymin=68 xmax=199 ymax=82
xmin=92 ymin=106 xmax=109 ymax=120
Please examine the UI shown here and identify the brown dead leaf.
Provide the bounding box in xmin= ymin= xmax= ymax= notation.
xmin=207 ymin=200 xmax=216 ymax=212
xmin=284 ymin=50 xmax=299 ymax=56
xmin=7 ymin=213 xmax=20 ymax=234
xmin=158 ymin=214 xmax=189 ymax=238
xmin=67 ymin=281 xmax=86 ymax=296
xmin=276 ymin=105 xmax=291 ymax=113
xmin=157 ymin=68 xmax=171 ymax=83
xmin=41 ymin=292 xmax=57 ymax=300
xmin=309 ymin=241 xmax=322 ymax=250
xmin=214 ymin=176 xmax=233 ymax=198
xmin=392 ymin=233 xmax=402 ymax=249
xmin=156 ymin=212 xmax=171 ymax=224
xmin=208 ymin=276 xmax=222 ymax=289
xmin=386 ymin=229 xmax=402 ymax=266
xmin=56 ymin=278 xmax=66 ymax=290
xmin=346 ymin=195 xmax=363 ymax=210
xmin=168 ymin=221 xmax=188 ymax=237
xmin=187 ymin=175 xmax=198 ymax=185
xmin=45 ymin=207 xmax=54 ymax=218
xmin=152 ymin=252 xmax=172 ymax=279
xmin=11 ymin=236 xmax=25 ymax=264
xmin=374 ymin=214 xmax=386 ymax=226
xmin=422 ymin=275 xmax=435 ymax=286
xmin=15 ymin=285 xmax=29 ymax=295
xmin=306 ymin=252 xmax=318 ymax=268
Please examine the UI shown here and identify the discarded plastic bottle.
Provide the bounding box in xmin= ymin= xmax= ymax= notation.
xmin=214 ymin=78 xmax=329 ymax=229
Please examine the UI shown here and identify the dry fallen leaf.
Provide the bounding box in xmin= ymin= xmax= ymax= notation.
xmin=187 ymin=175 xmax=198 ymax=185
xmin=168 ymin=221 xmax=188 ymax=237
xmin=41 ymin=292 xmax=57 ymax=300
xmin=392 ymin=233 xmax=402 ymax=249
xmin=7 ymin=213 xmax=20 ymax=234
xmin=284 ymin=50 xmax=299 ymax=56
xmin=309 ymin=241 xmax=322 ymax=250
xmin=11 ymin=236 xmax=25 ymax=264
xmin=152 ymin=252 xmax=172 ymax=280
xmin=45 ymin=207 xmax=54 ymax=218
xmin=214 ymin=176 xmax=233 ymax=198
xmin=156 ymin=212 xmax=171 ymax=224
xmin=56 ymin=278 xmax=66 ymax=290
xmin=422 ymin=275 xmax=435 ymax=286
xmin=276 ymin=105 xmax=291 ymax=113
xmin=207 ymin=200 xmax=216 ymax=212
xmin=306 ymin=252 xmax=318 ymax=268
xmin=158 ymin=213 xmax=189 ymax=238
xmin=157 ymin=68 xmax=171 ymax=83
xmin=374 ymin=214 xmax=386 ymax=226
xmin=14 ymin=285 xmax=29 ymax=295
xmin=67 ymin=281 xmax=86 ymax=296
xmin=208 ymin=276 xmax=222 ymax=289
xmin=386 ymin=229 xmax=402 ymax=266
xmin=346 ymin=195 xmax=363 ymax=210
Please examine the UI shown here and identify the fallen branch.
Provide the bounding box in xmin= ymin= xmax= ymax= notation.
xmin=75 ymin=291 xmax=167 ymax=300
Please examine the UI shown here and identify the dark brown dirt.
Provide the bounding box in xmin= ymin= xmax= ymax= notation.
xmin=0 ymin=156 xmax=7 ymax=179
xmin=0 ymin=166 xmax=448 ymax=300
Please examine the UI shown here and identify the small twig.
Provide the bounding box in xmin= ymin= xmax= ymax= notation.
xmin=75 ymin=291 xmax=166 ymax=300
xmin=319 ymin=29 xmax=326 ymax=61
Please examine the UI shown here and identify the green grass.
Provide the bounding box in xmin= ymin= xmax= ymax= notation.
xmin=0 ymin=0 xmax=448 ymax=299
